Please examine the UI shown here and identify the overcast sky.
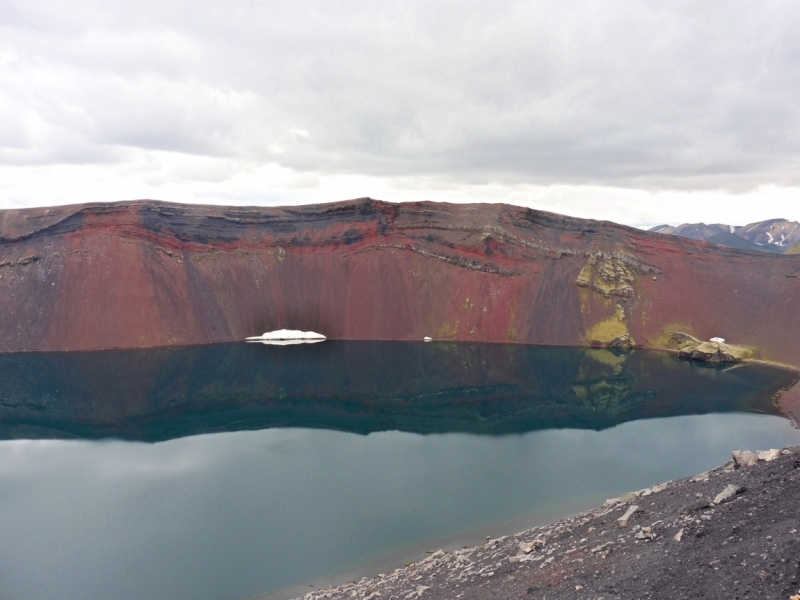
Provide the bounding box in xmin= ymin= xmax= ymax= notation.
xmin=1 ymin=0 xmax=800 ymax=225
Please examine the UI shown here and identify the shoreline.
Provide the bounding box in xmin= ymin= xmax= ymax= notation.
xmin=290 ymin=445 xmax=800 ymax=600
xmin=249 ymin=497 xmax=608 ymax=600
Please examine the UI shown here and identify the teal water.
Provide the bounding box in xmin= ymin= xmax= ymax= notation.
xmin=0 ymin=342 xmax=797 ymax=600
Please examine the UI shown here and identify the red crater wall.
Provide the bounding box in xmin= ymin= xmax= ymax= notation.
xmin=1 ymin=198 xmax=799 ymax=370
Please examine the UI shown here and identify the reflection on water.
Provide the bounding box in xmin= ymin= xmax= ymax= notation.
xmin=0 ymin=342 xmax=794 ymax=439
xmin=0 ymin=343 xmax=797 ymax=600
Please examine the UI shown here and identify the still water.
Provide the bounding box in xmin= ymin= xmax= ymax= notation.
xmin=0 ymin=342 xmax=798 ymax=600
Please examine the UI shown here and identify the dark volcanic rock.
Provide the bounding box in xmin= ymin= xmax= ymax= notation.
xmin=2 ymin=198 xmax=800 ymax=372
xmin=606 ymin=334 xmax=637 ymax=351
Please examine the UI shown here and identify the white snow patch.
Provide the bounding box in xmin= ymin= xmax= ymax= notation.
xmin=710 ymin=337 xmax=726 ymax=343
xmin=423 ymin=336 xmax=433 ymax=342
xmin=766 ymin=232 xmax=774 ymax=243
xmin=729 ymin=225 xmax=735 ymax=233
xmin=246 ymin=329 xmax=327 ymax=343
xmin=254 ymin=338 xmax=326 ymax=346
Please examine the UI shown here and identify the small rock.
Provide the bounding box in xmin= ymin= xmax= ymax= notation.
xmin=519 ymin=537 xmax=546 ymax=554
xmin=757 ymin=449 xmax=781 ymax=462
xmin=519 ymin=542 xmax=535 ymax=554
xmin=732 ymin=450 xmax=758 ymax=468
xmin=635 ymin=529 xmax=656 ymax=541
xmin=617 ymin=505 xmax=640 ymax=527
xmin=619 ymin=491 xmax=639 ymax=503
xmin=714 ymin=484 xmax=745 ymax=505
xmin=591 ymin=542 xmax=613 ymax=553
xmin=674 ymin=528 xmax=684 ymax=542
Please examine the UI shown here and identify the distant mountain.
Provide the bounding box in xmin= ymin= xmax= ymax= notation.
xmin=650 ymin=218 xmax=800 ymax=253
xmin=704 ymin=232 xmax=776 ymax=253
xmin=650 ymin=223 xmax=732 ymax=241
xmin=737 ymin=218 xmax=800 ymax=250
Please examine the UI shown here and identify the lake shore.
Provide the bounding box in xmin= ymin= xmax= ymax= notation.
xmin=292 ymin=445 xmax=800 ymax=600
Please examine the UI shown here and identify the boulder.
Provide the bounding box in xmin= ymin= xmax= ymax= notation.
xmin=732 ymin=450 xmax=758 ymax=468
xmin=617 ymin=505 xmax=639 ymax=527
xmin=713 ymin=484 xmax=745 ymax=504
xmin=731 ymin=449 xmax=782 ymax=468
xmin=757 ymin=449 xmax=782 ymax=462
xmin=607 ymin=334 xmax=637 ymax=351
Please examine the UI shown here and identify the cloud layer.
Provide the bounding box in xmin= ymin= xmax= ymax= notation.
xmin=2 ymin=0 xmax=800 ymax=220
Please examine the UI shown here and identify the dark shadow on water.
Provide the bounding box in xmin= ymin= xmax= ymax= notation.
xmin=0 ymin=342 xmax=794 ymax=441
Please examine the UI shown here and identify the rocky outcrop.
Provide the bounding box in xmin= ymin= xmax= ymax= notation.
xmin=679 ymin=340 xmax=755 ymax=364
xmin=663 ymin=331 xmax=703 ymax=351
xmin=1 ymin=198 xmax=800 ymax=368
xmin=663 ymin=331 xmax=754 ymax=364
xmin=575 ymin=251 xmax=659 ymax=299
xmin=606 ymin=334 xmax=637 ymax=351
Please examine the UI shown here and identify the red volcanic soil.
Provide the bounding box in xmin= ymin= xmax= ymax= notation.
xmin=1 ymin=198 xmax=799 ymax=368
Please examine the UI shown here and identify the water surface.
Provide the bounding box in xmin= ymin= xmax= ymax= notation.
xmin=0 ymin=342 xmax=797 ymax=600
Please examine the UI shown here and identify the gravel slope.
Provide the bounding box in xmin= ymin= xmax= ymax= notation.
xmin=295 ymin=447 xmax=800 ymax=600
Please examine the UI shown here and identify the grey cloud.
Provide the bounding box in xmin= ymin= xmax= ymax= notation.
xmin=1 ymin=0 xmax=800 ymax=190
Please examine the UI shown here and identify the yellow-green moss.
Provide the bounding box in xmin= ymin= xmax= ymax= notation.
xmin=433 ymin=321 xmax=459 ymax=339
xmin=584 ymin=304 xmax=628 ymax=343
xmin=576 ymin=253 xmax=638 ymax=299
xmin=656 ymin=323 xmax=697 ymax=348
